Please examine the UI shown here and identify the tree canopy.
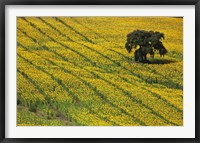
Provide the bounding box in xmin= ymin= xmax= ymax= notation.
xmin=125 ymin=30 xmax=167 ymax=63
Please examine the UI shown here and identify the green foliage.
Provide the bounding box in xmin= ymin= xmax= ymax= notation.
xmin=125 ymin=30 xmax=167 ymax=63
xmin=27 ymin=101 xmax=38 ymax=113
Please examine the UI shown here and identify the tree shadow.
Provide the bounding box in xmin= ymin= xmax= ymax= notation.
xmin=147 ymin=58 xmax=177 ymax=65
xmin=133 ymin=58 xmax=177 ymax=65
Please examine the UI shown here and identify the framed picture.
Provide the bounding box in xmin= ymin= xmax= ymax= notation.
xmin=0 ymin=0 xmax=199 ymax=142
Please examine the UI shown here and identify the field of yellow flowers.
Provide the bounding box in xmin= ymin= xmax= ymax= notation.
xmin=17 ymin=17 xmax=183 ymax=126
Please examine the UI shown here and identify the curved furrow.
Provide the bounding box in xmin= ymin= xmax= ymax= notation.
xmin=17 ymin=68 xmax=83 ymax=126
xmin=58 ymin=18 xmax=182 ymax=109
xmin=38 ymin=17 xmax=182 ymax=90
xmin=37 ymin=17 xmax=73 ymax=42
xmin=34 ymin=17 xmax=183 ymax=112
xmin=141 ymin=87 xmax=182 ymax=112
xmin=17 ymin=53 xmax=120 ymax=126
xmin=46 ymin=59 xmax=147 ymax=126
xmin=31 ymin=17 xmax=151 ymax=79
xmin=18 ymin=42 xmax=147 ymax=126
xmin=62 ymin=17 xmax=182 ymax=90
xmin=18 ymin=28 xmax=37 ymax=43
xmin=109 ymin=49 xmax=182 ymax=89
xmin=18 ymin=27 xmax=181 ymax=125
xmin=47 ymin=51 xmax=181 ymax=126
xmin=21 ymin=44 xmax=178 ymax=125
xmin=53 ymin=17 xmax=94 ymax=44
xmin=33 ymin=17 xmax=169 ymax=87
xmin=70 ymin=17 xmax=113 ymax=45
xmin=20 ymin=17 xmax=113 ymax=73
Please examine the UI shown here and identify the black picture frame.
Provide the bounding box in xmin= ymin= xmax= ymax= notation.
xmin=0 ymin=0 xmax=199 ymax=143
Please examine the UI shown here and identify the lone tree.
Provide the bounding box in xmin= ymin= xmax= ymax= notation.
xmin=125 ymin=30 xmax=167 ymax=63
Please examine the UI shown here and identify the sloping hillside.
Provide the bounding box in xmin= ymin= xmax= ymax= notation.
xmin=17 ymin=17 xmax=183 ymax=126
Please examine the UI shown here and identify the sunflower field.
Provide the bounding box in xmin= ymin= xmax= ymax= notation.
xmin=17 ymin=17 xmax=183 ymax=126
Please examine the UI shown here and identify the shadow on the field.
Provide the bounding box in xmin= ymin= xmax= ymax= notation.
xmin=147 ymin=59 xmax=177 ymax=65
